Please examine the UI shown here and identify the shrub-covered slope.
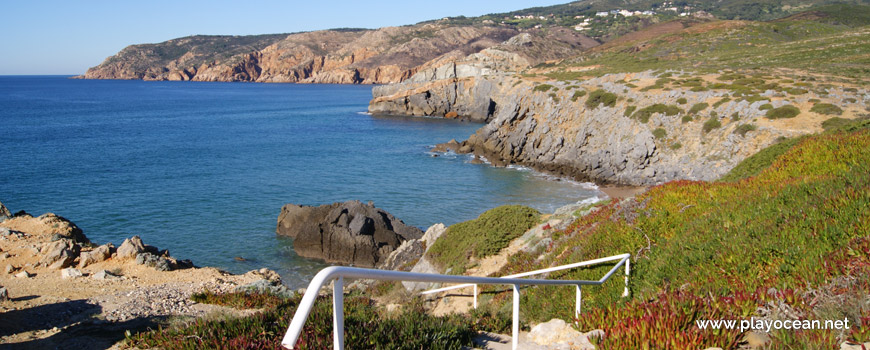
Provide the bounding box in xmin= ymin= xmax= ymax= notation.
xmin=482 ymin=120 xmax=870 ymax=348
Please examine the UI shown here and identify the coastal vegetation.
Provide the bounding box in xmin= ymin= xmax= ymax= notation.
xmin=128 ymin=292 xmax=486 ymax=350
xmin=427 ymin=205 xmax=540 ymax=274
xmin=765 ymin=105 xmax=801 ymax=119
xmin=585 ymin=89 xmax=618 ymax=109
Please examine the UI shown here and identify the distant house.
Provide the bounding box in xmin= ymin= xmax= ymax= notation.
xmin=596 ymin=11 xmax=609 ymax=17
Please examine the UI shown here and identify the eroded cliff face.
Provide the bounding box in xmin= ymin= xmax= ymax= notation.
xmin=79 ymin=25 xmax=525 ymax=84
xmin=369 ymin=29 xmax=600 ymax=122
xmin=370 ymin=69 xmax=863 ymax=185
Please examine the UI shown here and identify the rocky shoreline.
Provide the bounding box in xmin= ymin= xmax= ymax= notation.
xmin=0 ymin=200 xmax=284 ymax=349
xmin=372 ymin=68 xmax=867 ymax=186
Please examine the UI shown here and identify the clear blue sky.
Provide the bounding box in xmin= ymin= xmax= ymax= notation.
xmin=0 ymin=0 xmax=572 ymax=75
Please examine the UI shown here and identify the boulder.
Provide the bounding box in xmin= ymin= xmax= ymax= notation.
xmin=135 ymin=252 xmax=171 ymax=271
xmin=421 ymin=223 xmax=446 ymax=248
xmin=61 ymin=268 xmax=83 ymax=279
xmin=92 ymin=270 xmax=120 ymax=280
xmin=116 ymin=236 xmax=146 ymax=259
xmin=40 ymin=240 xmax=80 ymax=269
xmin=78 ymin=244 xmax=113 ymax=268
xmin=378 ymin=239 xmax=424 ymax=270
xmin=276 ymin=200 xmax=423 ymax=267
xmin=402 ymin=256 xmax=440 ymax=291
xmin=15 ymin=271 xmax=31 ymax=278
xmin=527 ymin=319 xmax=597 ymax=350
xmin=0 ymin=286 xmax=7 ymax=301
xmin=35 ymin=213 xmax=89 ymax=244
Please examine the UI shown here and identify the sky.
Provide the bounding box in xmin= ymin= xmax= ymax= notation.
xmin=0 ymin=0 xmax=572 ymax=75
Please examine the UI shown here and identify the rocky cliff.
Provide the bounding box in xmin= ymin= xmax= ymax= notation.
xmin=80 ymin=25 xmax=597 ymax=85
xmin=371 ymin=68 xmax=867 ymax=185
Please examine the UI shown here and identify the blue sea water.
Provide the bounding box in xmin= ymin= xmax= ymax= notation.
xmin=0 ymin=76 xmax=599 ymax=287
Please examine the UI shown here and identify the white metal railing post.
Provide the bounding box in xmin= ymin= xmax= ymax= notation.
xmin=333 ymin=276 xmax=344 ymax=350
xmin=575 ymin=285 xmax=582 ymax=318
xmin=512 ymin=284 xmax=520 ymax=350
xmin=473 ymin=284 xmax=478 ymax=309
xmin=623 ymin=259 xmax=630 ymax=297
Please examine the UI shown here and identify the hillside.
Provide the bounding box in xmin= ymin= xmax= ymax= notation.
xmin=82 ymin=0 xmax=870 ymax=84
xmin=79 ymin=24 xmax=597 ymax=84
xmin=370 ymin=5 xmax=870 ymax=186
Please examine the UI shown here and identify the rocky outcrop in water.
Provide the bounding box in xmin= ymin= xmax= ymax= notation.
xmin=276 ymin=200 xmax=423 ymax=267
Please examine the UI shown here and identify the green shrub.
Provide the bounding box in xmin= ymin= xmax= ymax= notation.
xmin=731 ymin=112 xmax=740 ymax=121
xmin=690 ymin=86 xmax=709 ymax=92
xmin=533 ymin=84 xmax=554 ymax=92
xmin=741 ymin=95 xmax=769 ymax=103
xmin=713 ymin=97 xmax=732 ymax=108
xmin=821 ymin=116 xmax=870 ymax=132
xmin=670 ymin=142 xmax=682 ymax=150
xmin=633 ymin=104 xmax=682 ymax=123
xmin=682 ymin=115 xmax=694 ymax=123
xmin=689 ymin=102 xmax=709 ymax=114
xmin=549 ymin=93 xmax=560 ymax=103
xmin=624 ymin=105 xmax=637 ymax=117
xmin=585 ymin=89 xmax=618 ymax=109
xmin=733 ymin=123 xmax=757 ymax=136
xmin=784 ymin=87 xmax=808 ymax=95
xmin=652 ymin=128 xmax=667 ymax=139
xmin=570 ymin=90 xmax=587 ymax=102
xmin=702 ymin=118 xmax=722 ymax=133
xmin=481 ymin=125 xmax=870 ymax=349
xmin=766 ymin=105 xmax=801 ymax=119
xmin=759 ymin=103 xmax=774 ymax=110
xmin=676 ymin=97 xmax=688 ymax=105
xmin=428 ymin=205 xmax=540 ymax=274
xmin=810 ymin=103 xmax=843 ymax=116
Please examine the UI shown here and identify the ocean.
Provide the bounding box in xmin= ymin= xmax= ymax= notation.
xmin=0 ymin=76 xmax=600 ymax=287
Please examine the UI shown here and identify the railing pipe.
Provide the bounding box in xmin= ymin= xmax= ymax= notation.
xmin=281 ymin=266 xmax=605 ymax=349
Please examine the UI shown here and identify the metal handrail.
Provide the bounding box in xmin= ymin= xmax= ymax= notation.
xmin=281 ymin=254 xmax=630 ymax=350
xmin=422 ymin=253 xmax=631 ymax=310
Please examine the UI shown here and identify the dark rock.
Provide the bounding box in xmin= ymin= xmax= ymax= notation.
xmin=0 ymin=201 xmax=10 ymax=221
xmin=135 ymin=252 xmax=171 ymax=271
xmin=431 ymin=139 xmax=461 ymax=153
xmin=276 ymin=200 xmax=423 ymax=267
